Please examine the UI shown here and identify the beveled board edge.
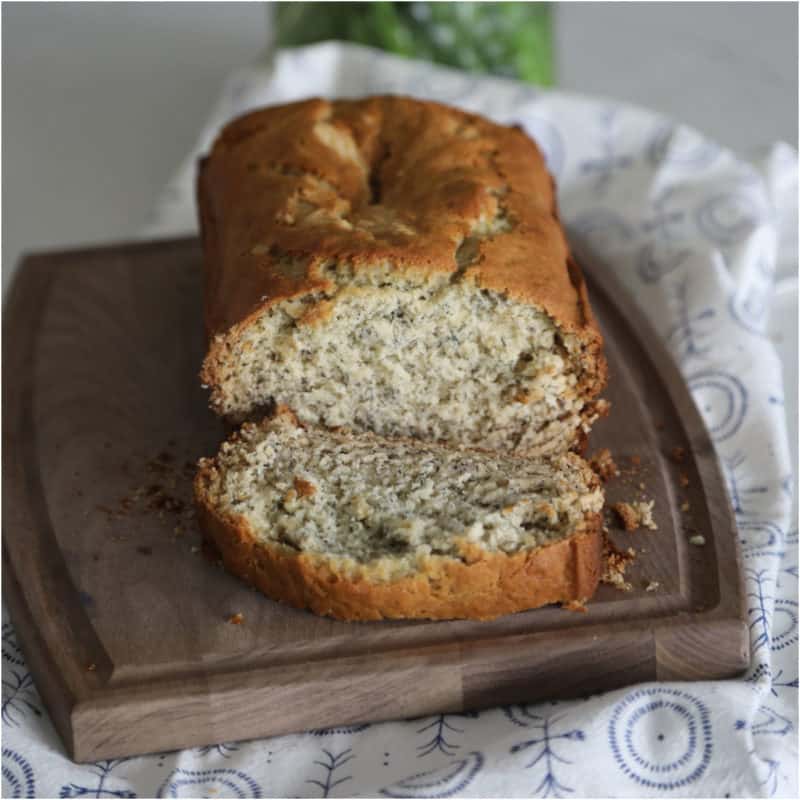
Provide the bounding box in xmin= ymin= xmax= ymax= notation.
xmin=2 ymin=237 xmax=749 ymax=762
xmin=570 ymin=236 xmax=748 ymax=632
xmin=70 ymin=616 xmax=747 ymax=761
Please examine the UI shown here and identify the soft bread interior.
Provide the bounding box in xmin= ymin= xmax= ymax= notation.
xmin=198 ymin=412 xmax=603 ymax=580
xmin=207 ymin=273 xmax=594 ymax=456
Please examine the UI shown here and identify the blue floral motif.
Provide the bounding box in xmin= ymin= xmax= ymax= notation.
xmin=579 ymin=108 xmax=634 ymax=196
xmin=696 ymin=189 xmax=769 ymax=247
xmin=636 ymin=186 xmax=694 ymax=284
xmin=729 ymin=281 xmax=774 ymax=337
xmin=770 ymin=599 xmax=798 ymax=653
xmin=745 ymin=665 xmax=799 ymax=696
xmin=646 ymin=123 xmax=720 ymax=169
xmin=779 ymin=563 xmax=798 ymax=589
xmin=1 ymin=669 xmax=40 ymax=728
xmin=772 ymin=670 xmax=799 ymax=692
xmin=608 ymin=688 xmax=713 ymax=790
xmin=569 ymin=208 xmax=636 ymax=254
xmin=505 ymin=707 xmax=585 ymax=797
xmin=2 ymin=748 xmax=35 ymax=798
xmin=722 ymin=452 xmax=769 ymax=517
xmin=158 ymin=768 xmax=261 ymax=798
xmin=666 ymin=277 xmax=716 ymax=361
xmin=194 ymin=742 xmax=240 ymax=759
xmin=738 ymin=705 xmax=794 ymax=737
xmin=637 ymin=241 xmax=691 ymax=284
xmin=60 ymin=760 xmax=136 ymax=798
xmin=746 ymin=568 xmax=775 ymax=653
xmin=380 ymin=752 xmax=483 ymax=798
xmin=641 ymin=186 xmax=688 ymax=242
xmin=306 ymin=748 xmax=354 ymax=798
xmin=757 ymin=758 xmax=781 ymax=797
xmin=2 ymin=623 xmax=25 ymax=668
xmin=739 ymin=520 xmax=787 ymax=560
xmin=687 ymin=370 xmax=748 ymax=443
xmin=735 ymin=706 xmax=793 ymax=796
xmin=414 ymin=712 xmax=479 ymax=758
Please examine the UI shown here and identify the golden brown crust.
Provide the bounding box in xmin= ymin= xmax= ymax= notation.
xmin=197 ymin=96 xmax=606 ymax=415
xmin=193 ymin=450 xmax=603 ymax=622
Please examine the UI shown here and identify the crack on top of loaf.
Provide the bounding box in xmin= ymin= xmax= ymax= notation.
xmin=451 ymin=205 xmax=512 ymax=282
xmin=256 ymin=105 xmax=518 ymax=251
xmin=368 ymin=141 xmax=393 ymax=206
xmin=250 ymin=243 xmax=312 ymax=281
xmin=445 ymin=141 xmax=514 ymax=280
xmin=447 ymin=146 xmax=515 ymax=282
xmin=313 ymin=120 xmax=368 ymax=176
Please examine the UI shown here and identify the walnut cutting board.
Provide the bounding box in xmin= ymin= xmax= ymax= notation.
xmin=3 ymin=237 xmax=748 ymax=762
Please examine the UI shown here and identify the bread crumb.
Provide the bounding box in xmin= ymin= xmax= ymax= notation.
xmin=629 ymin=455 xmax=641 ymax=466
xmin=639 ymin=482 xmax=646 ymax=490
xmin=679 ymin=472 xmax=690 ymax=488
xmin=613 ymin=502 xmax=639 ymax=531
xmin=190 ymin=546 xmax=200 ymax=554
xmin=86 ymin=663 xmax=97 ymax=672
xmin=680 ymin=501 xmax=690 ymax=512
xmin=563 ymin=599 xmax=588 ymax=613
xmin=613 ymin=501 xmax=657 ymax=531
xmin=671 ymin=446 xmax=686 ymax=463
xmin=645 ymin=581 xmax=660 ymax=592
xmin=689 ymin=535 xmax=706 ymax=546
xmin=636 ymin=501 xmax=657 ymax=530
xmin=601 ymin=540 xmax=635 ymax=592
xmin=589 ymin=448 xmax=620 ymax=481
xmin=228 ymin=613 xmax=244 ymax=625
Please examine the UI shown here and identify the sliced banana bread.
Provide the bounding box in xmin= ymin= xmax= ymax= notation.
xmin=194 ymin=409 xmax=604 ymax=621
xmin=198 ymin=96 xmax=607 ymax=456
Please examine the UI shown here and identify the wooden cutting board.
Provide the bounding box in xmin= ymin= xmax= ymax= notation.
xmin=3 ymin=237 xmax=748 ymax=762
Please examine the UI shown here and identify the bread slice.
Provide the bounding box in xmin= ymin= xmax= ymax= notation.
xmin=194 ymin=409 xmax=604 ymax=621
xmin=197 ymin=96 xmax=607 ymax=456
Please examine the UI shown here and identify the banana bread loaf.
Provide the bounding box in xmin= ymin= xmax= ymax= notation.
xmin=197 ymin=96 xmax=607 ymax=456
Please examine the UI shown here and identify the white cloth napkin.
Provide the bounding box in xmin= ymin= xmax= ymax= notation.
xmin=3 ymin=43 xmax=797 ymax=798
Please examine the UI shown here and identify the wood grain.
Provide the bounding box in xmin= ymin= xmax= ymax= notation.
xmin=2 ymin=237 xmax=748 ymax=762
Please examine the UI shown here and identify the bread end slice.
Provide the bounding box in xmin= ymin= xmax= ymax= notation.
xmin=195 ymin=410 xmax=604 ymax=621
